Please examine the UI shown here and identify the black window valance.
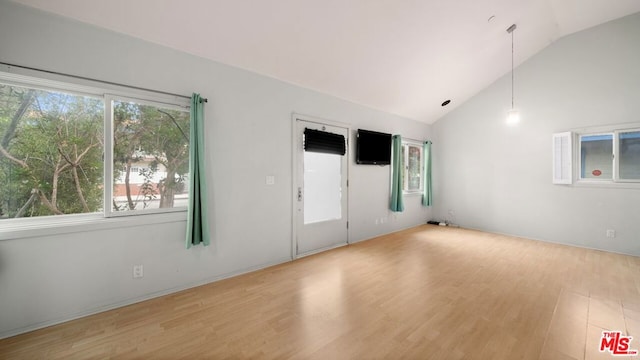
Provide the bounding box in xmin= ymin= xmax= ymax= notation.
xmin=304 ymin=128 xmax=346 ymax=156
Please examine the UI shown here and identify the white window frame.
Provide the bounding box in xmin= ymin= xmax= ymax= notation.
xmin=577 ymin=130 xmax=640 ymax=184
xmin=0 ymin=67 xmax=190 ymax=239
xmin=553 ymin=123 xmax=640 ymax=188
xmin=402 ymin=140 xmax=423 ymax=194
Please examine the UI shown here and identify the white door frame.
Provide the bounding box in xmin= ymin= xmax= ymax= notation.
xmin=291 ymin=113 xmax=351 ymax=259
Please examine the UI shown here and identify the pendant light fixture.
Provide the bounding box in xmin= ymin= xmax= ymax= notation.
xmin=506 ymin=24 xmax=519 ymax=125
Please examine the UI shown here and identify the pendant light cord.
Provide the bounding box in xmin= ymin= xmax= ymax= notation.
xmin=506 ymin=23 xmax=518 ymax=123
xmin=511 ymin=29 xmax=514 ymax=109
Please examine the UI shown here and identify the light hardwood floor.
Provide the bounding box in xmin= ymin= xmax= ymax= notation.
xmin=1 ymin=226 xmax=640 ymax=359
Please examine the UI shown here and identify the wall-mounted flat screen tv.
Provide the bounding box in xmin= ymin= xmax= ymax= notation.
xmin=356 ymin=129 xmax=392 ymax=165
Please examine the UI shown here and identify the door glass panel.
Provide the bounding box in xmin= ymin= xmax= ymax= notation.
xmin=304 ymin=151 xmax=342 ymax=224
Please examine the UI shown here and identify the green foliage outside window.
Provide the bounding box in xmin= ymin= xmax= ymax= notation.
xmin=0 ymin=82 xmax=190 ymax=219
xmin=0 ymin=84 xmax=103 ymax=218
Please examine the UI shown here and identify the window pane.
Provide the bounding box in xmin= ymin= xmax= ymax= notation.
xmin=619 ymin=131 xmax=640 ymax=180
xmin=580 ymin=134 xmax=612 ymax=179
xmin=407 ymin=145 xmax=422 ymax=191
xmin=0 ymin=83 xmax=104 ymax=219
xmin=303 ymin=151 xmax=342 ymax=224
xmin=112 ymin=100 xmax=189 ymax=212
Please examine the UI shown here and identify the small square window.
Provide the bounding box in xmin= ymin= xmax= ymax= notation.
xmin=554 ymin=128 xmax=640 ymax=186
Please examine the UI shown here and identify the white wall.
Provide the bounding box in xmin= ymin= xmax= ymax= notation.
xmin=0 ymin=2 xmax=431 ymax=338
xmin=433 ymin=12 xmax=640 ymax=255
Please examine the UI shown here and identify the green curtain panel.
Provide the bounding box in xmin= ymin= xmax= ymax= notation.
xmin=390 ymin=135 xmax=404 ymax=212
xmin=422 ymin=141 xmax=433 ymax=207
xmin=186 ymin=93 xmax=210 ymax=248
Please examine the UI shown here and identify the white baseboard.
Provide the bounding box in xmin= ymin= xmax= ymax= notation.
xmin=294 ymin=242 xmax=348 ymax=259
xmin=1 ymin=222 xmax=438 ymax=340
xmin=0 ymin=256 xmax=292 ymax=340
xmin=456 ymin=225 xmax=640 ymax=258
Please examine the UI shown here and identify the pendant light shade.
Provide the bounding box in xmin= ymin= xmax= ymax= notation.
xmin=506 ymin=109 xmax=520 ymax=125
xmin=506 ymin=24 xmax=519 ymax=125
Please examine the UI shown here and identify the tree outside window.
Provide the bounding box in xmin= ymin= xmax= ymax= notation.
xmin=0 ymin=84 xmax=103 ymax=218
xmin=401 ymin=142 xmax=423 ymax=193
xmin=111 ymin=98 xmax=189 ymax=212
xmin=0 ymin=80 xmax=190 ymax=220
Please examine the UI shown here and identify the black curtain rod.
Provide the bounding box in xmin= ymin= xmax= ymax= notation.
xmin=0 ymin=61 xmax=207 ymax=103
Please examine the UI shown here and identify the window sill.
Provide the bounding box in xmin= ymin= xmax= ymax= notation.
xmin=403 ymin=191 xmax=423 ymax=196
xmin=572 ymin=180 xmax=640 ymax=190
xmin=0 ymin=211 xmax=187 ymax=241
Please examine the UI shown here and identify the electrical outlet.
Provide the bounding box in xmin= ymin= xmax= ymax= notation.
xmin=133 ymin=265 xmax=144 ymax=278
xmin=606 ymin=229 xmax=616 ymax=238
xmin=265 ymin=175 xmax=275 ymax=185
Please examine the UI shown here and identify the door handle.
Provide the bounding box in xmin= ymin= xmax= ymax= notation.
xmin=297 ymin=187 xmax=302 ymax=202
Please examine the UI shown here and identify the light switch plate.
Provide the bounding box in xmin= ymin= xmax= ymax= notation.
xmin=266 ymin=175 xmax=275 ymax=185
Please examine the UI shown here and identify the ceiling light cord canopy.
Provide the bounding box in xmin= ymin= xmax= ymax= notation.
xmin=506 ymin=24 xmax=520 ymax=125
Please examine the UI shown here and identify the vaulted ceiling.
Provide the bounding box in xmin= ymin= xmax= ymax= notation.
xmin=11 ymin=0 xmax=640 ymax=123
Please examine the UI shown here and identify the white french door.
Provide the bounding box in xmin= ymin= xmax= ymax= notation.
xmin=294 ymin=117 xmax=349 ymax=257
